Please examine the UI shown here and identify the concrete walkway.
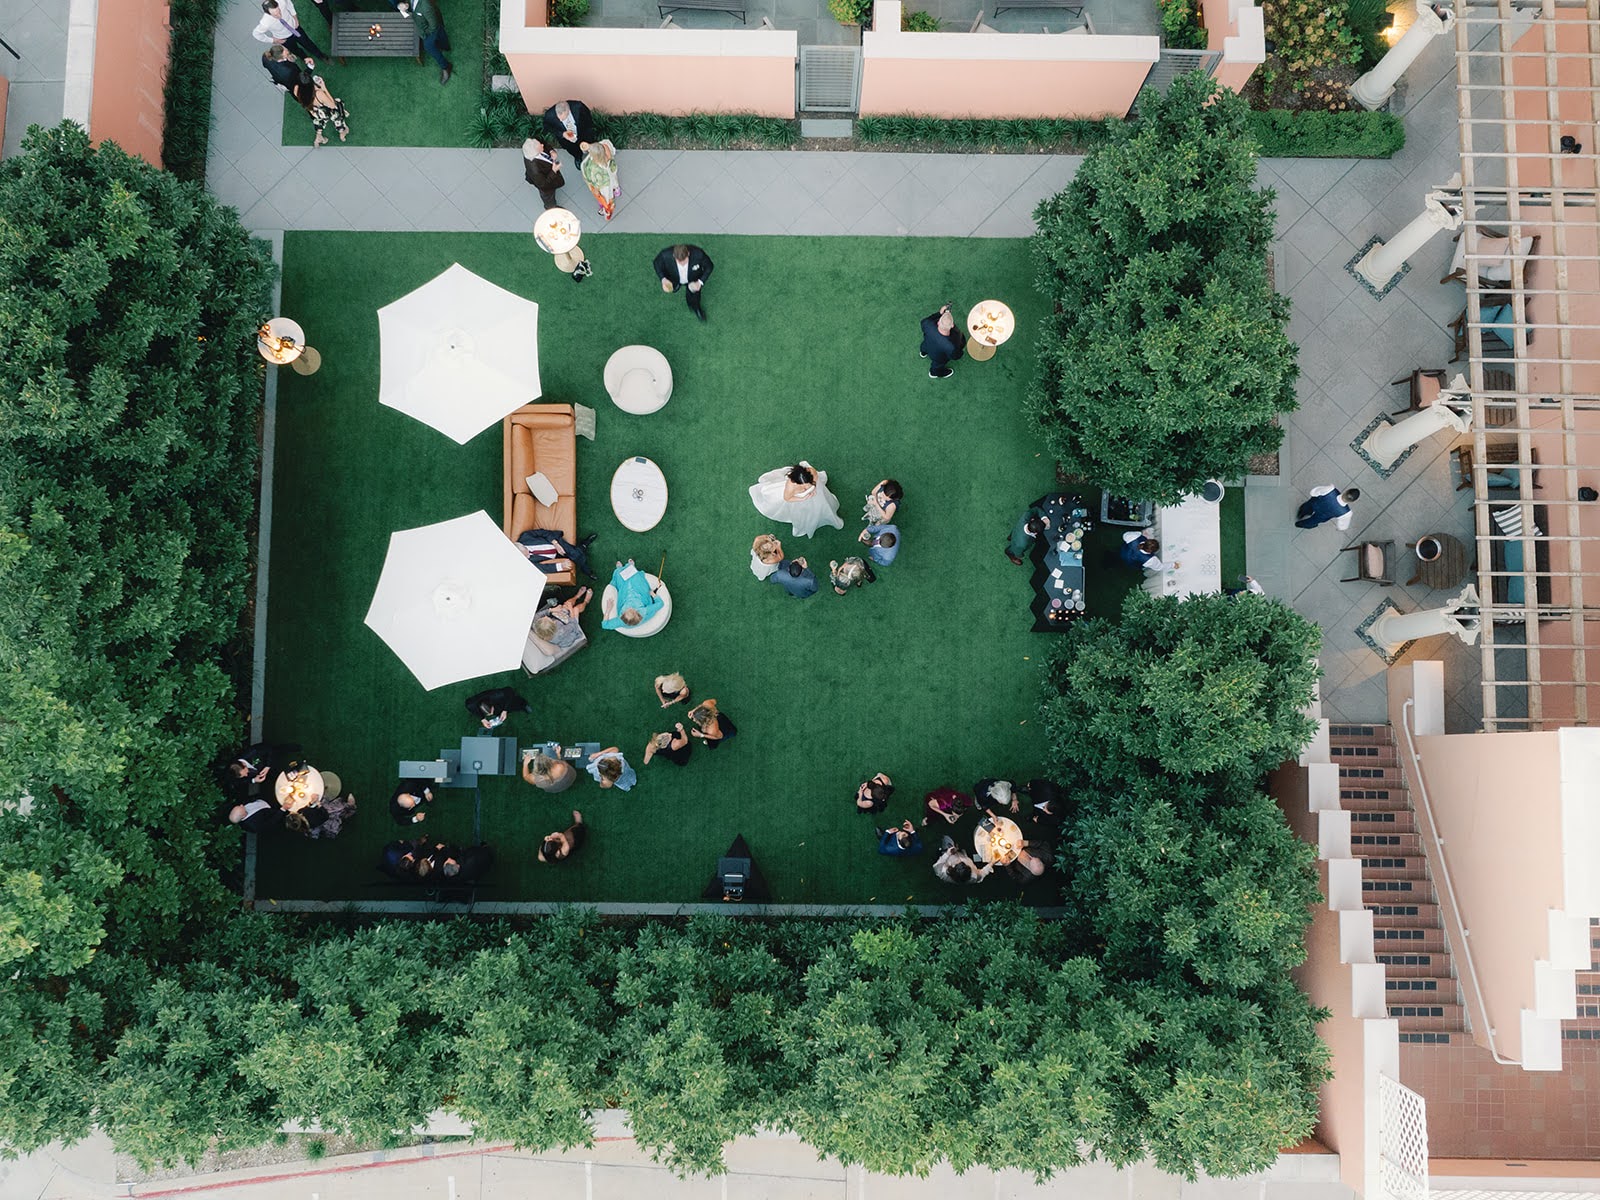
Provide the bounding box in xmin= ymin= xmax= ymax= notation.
xmin=3 ymin=1126 xmax=1355 ymax=1200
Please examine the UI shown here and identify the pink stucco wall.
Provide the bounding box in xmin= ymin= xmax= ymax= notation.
xmin=1276 ymin=764 xmax=1377 ymax=1198
xmin=505 ymin=52 xmax=795 ymax=116
xmin=858 ymin=56 xmax=1151 ymax=118
xmin=90 ymin=0 xmax=169 ymax=166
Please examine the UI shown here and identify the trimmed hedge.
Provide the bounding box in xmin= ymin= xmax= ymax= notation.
xmin=160 ymin=0 xmax=223 ymax=182
xmin=1246 ymin=108 xmax=1405 ymax=158
xmin=856 ymin=115 xmax=1118 ymax=152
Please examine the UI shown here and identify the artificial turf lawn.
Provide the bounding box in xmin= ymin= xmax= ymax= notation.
xmin=280 ymin=1 xmax=484 ymax=149
xmin=258 ymin=231 xmax=1233 ymax=907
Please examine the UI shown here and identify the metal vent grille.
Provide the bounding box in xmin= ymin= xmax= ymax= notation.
xmin=1134 ymin=49 xmax=1221 ymax=106
xmin=798 ymin=46 xmax=861 ymax=113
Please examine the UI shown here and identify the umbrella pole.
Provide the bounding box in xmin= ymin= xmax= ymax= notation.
xmin=651 ymin=551 xmax=666 ymax=597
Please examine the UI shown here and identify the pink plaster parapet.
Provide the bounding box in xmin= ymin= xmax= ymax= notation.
xmin=85 ymin=0 xmax=171 ymax=166
xmin=500 ymin=0 xmax=797 ymax=116
xmin=860 ymin=0 xmax=1157 ymax=118
xmin=1204 ymin=0 xmax=1266 ymax=93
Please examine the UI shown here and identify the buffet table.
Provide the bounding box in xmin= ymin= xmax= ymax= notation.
xmin=1141 ymin=495 xmax=1223 ymax=599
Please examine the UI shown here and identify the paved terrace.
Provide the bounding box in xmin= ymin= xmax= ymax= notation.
xmin=210 ymin=0 xmax=1476 ymax=728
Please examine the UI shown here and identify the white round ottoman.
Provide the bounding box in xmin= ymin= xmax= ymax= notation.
xmin=604 ymin=345 xmax=673 ymax=415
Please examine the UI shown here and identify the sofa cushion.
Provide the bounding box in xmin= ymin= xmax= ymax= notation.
xmin=532 ymin=426 xmax=576 ymax=485
xmin=511 ymin=428 xmax=535 ymax=494
xmin=511 ymin=492 xmax=536 ymax=539
xmin=539 ymin=496 xmax=576 ymax=540
xmin=1363 ymin=545 xmax=1386 ymax=576
xmin=1503 ymin=538 xmax=1526 ymax=604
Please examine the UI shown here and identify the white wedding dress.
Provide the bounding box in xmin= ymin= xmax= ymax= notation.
xmin=749 ymin=461 xmax=845 ymax=538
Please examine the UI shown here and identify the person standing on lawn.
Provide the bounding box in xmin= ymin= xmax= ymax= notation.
xmin=542 ymin=99 xmax=599 ymax=164
xmin=253 ymin=0 xmax=328 ymax=66
xmin=397 ymin=0 xmax=452 ymax=84
xmin=919 ymin=303 xmax=966 ymax=380
xmin=1005 ymin=501 xmax=1051 ymax=566
xmin=653 ymin=244 xmax=713 ymax=322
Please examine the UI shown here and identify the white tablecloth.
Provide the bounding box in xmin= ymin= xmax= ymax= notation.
xmin=1141 ymin=495 xmax=1222 ymax=599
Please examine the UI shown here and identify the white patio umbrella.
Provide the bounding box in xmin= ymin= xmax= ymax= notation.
xmin=364 ymin=510 xmax=545 ymax=691
xmin=377 ymin=263 xmax=542 ymax=445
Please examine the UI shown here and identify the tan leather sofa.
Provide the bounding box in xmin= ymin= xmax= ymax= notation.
xmin=503 ymin=404 xmax=577 ymax=587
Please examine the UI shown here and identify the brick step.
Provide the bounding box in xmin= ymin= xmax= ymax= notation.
xmin=1328 ymin=723 xmax=1393 ymax=745
xmin=1338 ymin=786 xmax=1411 ymax=810
xmin=1389 ymin=1002 xmax=1467 ymax=1032
xmin=1368 ymin=901 xmax=1442 ymax=928
xmin=1350 ymin=810 xmax=1417 ymax=835
xmin=1373 ymin=927 xmax=1451 ymax=953
xmin=1331 ymin=744 xmax=1400 ymax=766
xmin=1363 ymin=879 xmax=1433 ymax=900
xmin=1387 ymin=976 xmax=1460 ymax=1003
xmin=1399 ymin=1031 xmax=1463 ymax=1046
xmin=1338 ymin=762 xmax=1408 ymax=784
xmin=1359 ymin=860 xmax=1431 ymax=882
xmin=1351 ymin=831 xmax=1423 ymax=855
xmin=1377 ymin=952 xmax=1447 ymax=977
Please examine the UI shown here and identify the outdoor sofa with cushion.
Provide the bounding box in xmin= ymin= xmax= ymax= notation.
xmin=502 ymin=404 xmax=578 ymax=587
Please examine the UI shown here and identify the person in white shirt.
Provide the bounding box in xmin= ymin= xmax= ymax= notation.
xmin=252 ymin=0 xmax=327 ymax=64
xmin=1119 ymin=528 xmax=1164 ymax=573
xmin=1295 ymin=485 xmax=1360 ymax=531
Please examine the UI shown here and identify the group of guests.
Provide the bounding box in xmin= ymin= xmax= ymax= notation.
xmin=749 ymin=473 xmax=903 ymax=597
xmin=522 ymin=99 xmax=623 ymax=225
xmin=219 ymin=741 xmax=357 ymax=839
xmin=379 ymin=837 xmax=495 ymax=883
xmin=855 ymin=774 xmax=1062 ymax=885
xmin=254 ymin=0 xmax=455 ymax=146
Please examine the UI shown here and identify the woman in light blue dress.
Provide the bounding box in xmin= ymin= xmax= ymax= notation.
xmin=586 ymin=747 xmax=636 ymax=791
xmin=601 ymin=559 xmax=663 ymax=630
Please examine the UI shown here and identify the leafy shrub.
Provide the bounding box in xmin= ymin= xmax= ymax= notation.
xmin=550 ymin=0 xmax=591 ymax=25
xmin=854 ymin=115 xmax=1117 ymax=152
xmin=0 ymin=124 xmax=272 ymax=981
xmin=1040 ymin=591 xmax=1321 ymax=782
xmin=161 ymin=0 xmax=223 ymax=181
xmin=1343 ymin=0 xmax=1391 ymax=68
xmin=1030 ymin=76 xmax=1297 ymax=501
xmin=902 ymin=8 xmax=941 ymax=29
xmin=1248 ymin=108 xmax=1405 ymax=157
xmin=1159 ymin=0 xmax=1208 ymax=49
xmin=1263 ymin=0 xmax=1360 ymax=72
xmin=829 ymin=0 xmax=874 ymax=24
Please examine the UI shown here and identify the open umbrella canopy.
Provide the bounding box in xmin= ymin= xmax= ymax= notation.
xmin=364 ymin=510 xmax=545 ymax=691
xmin=377 ymin=263 xmax=541 ymax=445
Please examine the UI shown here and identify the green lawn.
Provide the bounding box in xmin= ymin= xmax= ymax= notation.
xmin=259 ymin=231 xmax=1164 ymax=907
xmin=281 ymin=1 xmax=486 ymax=148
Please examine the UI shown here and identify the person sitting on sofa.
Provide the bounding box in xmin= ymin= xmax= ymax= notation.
xmin=529 ymin=588 xmax=593 ymax=658
xmin=517 ymin=528 xmax=598 ymax=579
xmin=601 ymin=559 xmax=664 ymax=630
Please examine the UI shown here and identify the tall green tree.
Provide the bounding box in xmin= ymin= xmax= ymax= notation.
xmin=1029 ymin=75 xmax=1298 ymax=502
xmin=1041 ymin=591 xmax=1321 ymax=783
xmin=0 ymin=122 xmax=271 ymax=983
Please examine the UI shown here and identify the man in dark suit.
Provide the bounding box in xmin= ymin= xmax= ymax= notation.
xmin=768 ymin=557 xmax=818 ymax=599
xmin=919 ymin=303 xmax=965 ymax=380
xmin=653 ymin=244 xmax=714 ymax=322
xmin=261 ymin=45 xmax=302 ymax=91
xmin=228 ymin=798 xmax=285 ymax=833
xmin=542 ymin=99 xmax=598 ymax=164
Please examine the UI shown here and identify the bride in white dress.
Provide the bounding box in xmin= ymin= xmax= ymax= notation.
xmin=748 ymin=461 xmax=844 ymax=538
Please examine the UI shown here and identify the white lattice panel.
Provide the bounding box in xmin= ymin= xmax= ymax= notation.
xmin=1379 ymin=1074 xmax=1430 ymax=1200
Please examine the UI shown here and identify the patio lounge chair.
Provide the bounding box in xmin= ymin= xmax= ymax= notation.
xmin=521 ymin=600 xmax=589 ymax=675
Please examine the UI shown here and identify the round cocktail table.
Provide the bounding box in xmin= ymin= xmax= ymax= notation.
xmin=1407 ymin=532 xmax=1469 ymax=589
xmin=610 ymin=456 xmax=668 ymax=532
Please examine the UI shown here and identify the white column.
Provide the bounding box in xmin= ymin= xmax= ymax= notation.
xmin=1370 ymin=585 xmax=1482 ymax=654
xmin=1352 ymin=186 xmax=1464 ymax=291
xmin=1359 ymin=393 xmax=1472 ymax=468
xmin=1350 ymin=0 xmax=1455 ymax=110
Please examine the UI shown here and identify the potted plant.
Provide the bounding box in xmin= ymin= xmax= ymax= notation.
xmin=828 ymin=0 xmax=873 ymax=26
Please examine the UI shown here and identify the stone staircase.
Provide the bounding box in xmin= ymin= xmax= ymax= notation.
xmin=1329 ymin=723 xmax=1468 ymax=1043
